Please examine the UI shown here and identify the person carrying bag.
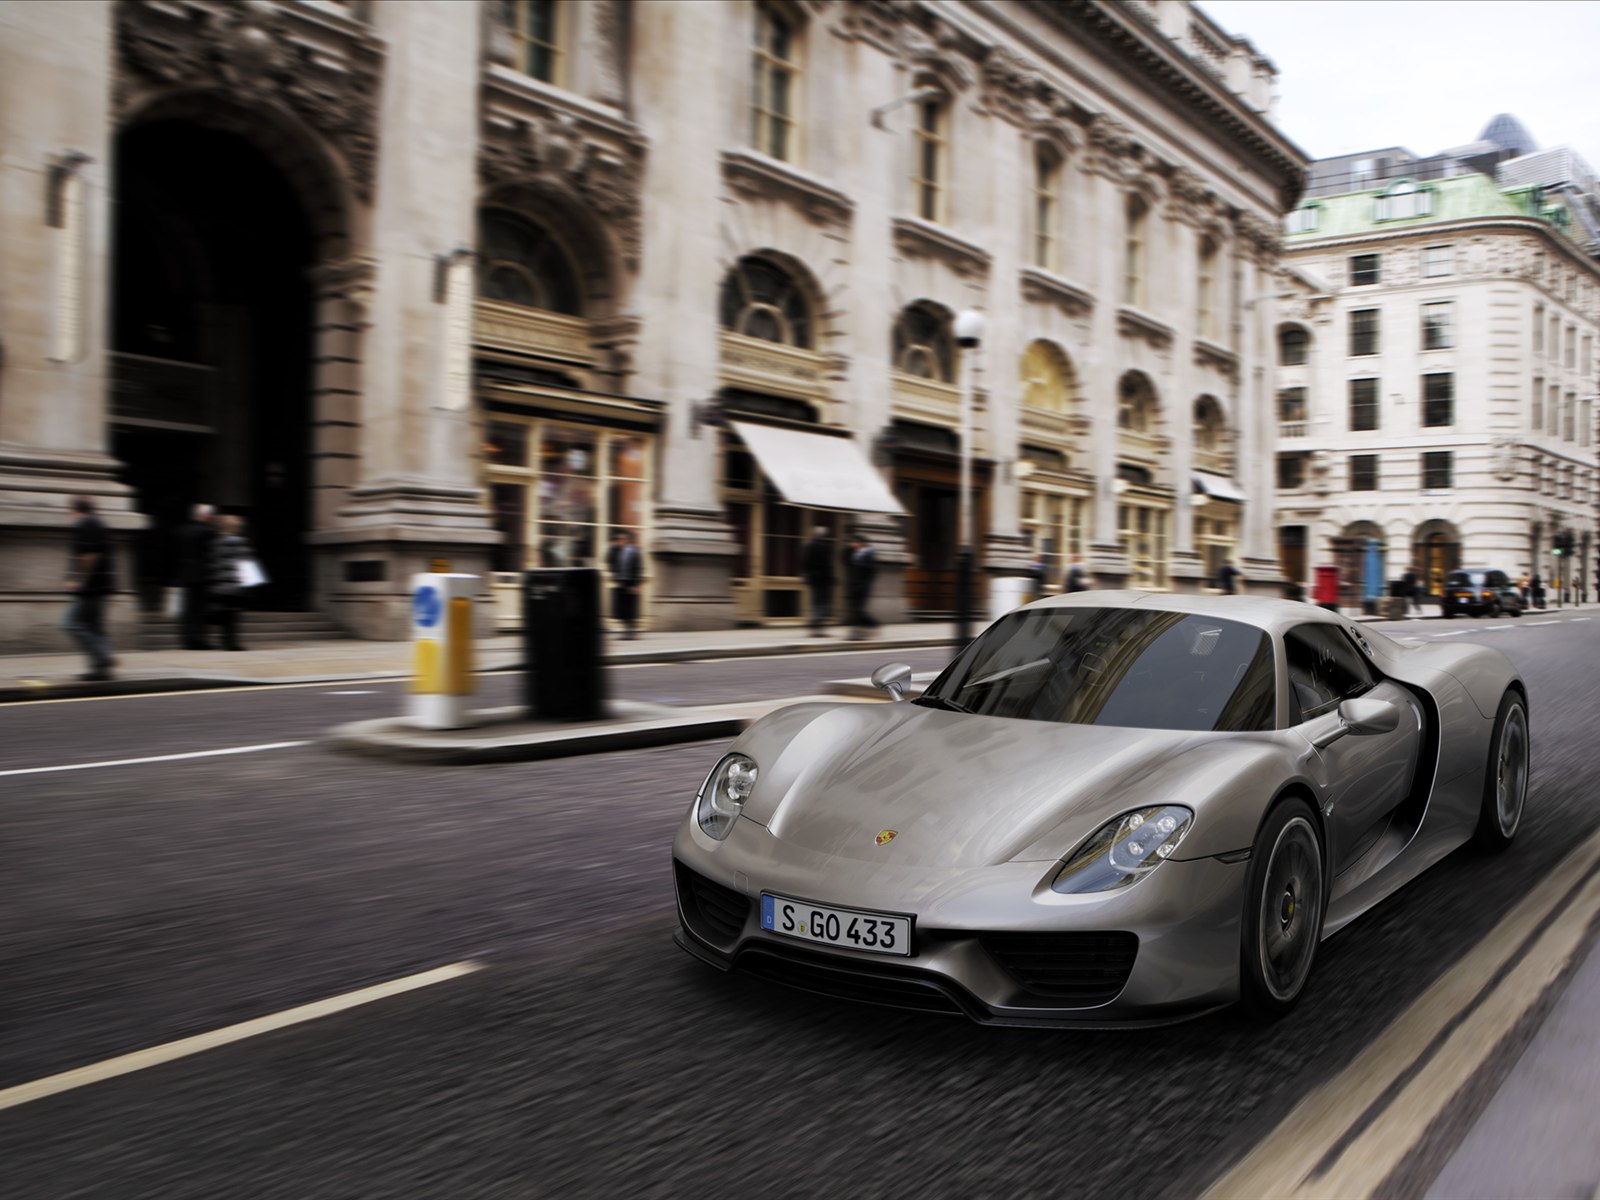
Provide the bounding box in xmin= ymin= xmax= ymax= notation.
xmin=209 ymin=514 xmax=267 ymax=651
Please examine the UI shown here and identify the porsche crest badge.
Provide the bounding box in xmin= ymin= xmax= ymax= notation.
xmin=875 ymin=829 xmax=898 ymax=846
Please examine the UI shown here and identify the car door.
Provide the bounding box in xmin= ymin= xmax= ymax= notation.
xmin=1284 ymin=623 xmax=1422 ymax=872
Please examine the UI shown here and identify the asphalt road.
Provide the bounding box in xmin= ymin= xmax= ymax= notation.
xmin=2 ymin=614 xmax=1597 ymax=1198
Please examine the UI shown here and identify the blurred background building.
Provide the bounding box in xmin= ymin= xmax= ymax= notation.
xmin=1274 ymin=118 xmax=1600 ymax=607
xmin=0 ymin=0 xmax=1304 ymax=645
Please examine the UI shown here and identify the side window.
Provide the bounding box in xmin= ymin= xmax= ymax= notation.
xmin=1284 ymin=624 xmax=1375 ymax=723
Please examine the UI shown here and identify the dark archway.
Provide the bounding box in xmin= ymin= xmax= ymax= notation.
xmin=112 ymin=118 xmax=318 ymax=610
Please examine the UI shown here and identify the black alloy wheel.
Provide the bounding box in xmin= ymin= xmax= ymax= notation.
xmin=1240 ymin=797 xmax=1326 ymax=1018
xmin=1473 ymin=691 xmax=1529 ymax=851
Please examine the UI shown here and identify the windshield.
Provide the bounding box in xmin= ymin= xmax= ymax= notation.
xmin=916 ymin=607 xmax=1276 ymax=732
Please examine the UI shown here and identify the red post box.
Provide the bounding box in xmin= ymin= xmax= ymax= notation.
xmin=1313 ymin=565 xmax=1340 ymax=610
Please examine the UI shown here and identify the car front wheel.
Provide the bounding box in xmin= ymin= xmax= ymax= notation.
xmin=1474 ymin=692 xmax=1529 ymax=851
xmin=1240 ymin=797 xmax=1326 ymax=1018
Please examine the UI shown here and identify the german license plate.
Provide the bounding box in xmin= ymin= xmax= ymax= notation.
xmin=760 ymin=893 xmax=912 ymax=956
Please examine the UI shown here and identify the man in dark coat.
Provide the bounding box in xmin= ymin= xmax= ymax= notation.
xmin=801 ymin=524 xmax=835 ymax=636
xmin=844 ymin=533 xmax=877 ymax=640
xmin=1063 ymin=560 xmax=1089 ymax=593
xmin=606 ymin=529 xmax=643 ymax=639
xmin=1216 ymin=559 xmax=1240 ymax=595
xmin=62 ymin=495 xmax=116 ymax=681
xmin=176 ymin=503 xmax=216 ymax=649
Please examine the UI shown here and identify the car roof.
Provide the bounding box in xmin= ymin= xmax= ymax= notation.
xmin=1021 ymin=590 xmax=1351 ymax=639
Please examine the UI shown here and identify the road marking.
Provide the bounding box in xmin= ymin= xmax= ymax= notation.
xmin=1573 ymin=617 xmax=1592 ymax=622
xmin=326 ymin=690 xmax=378 ymax=695
xmin=1430 ymin=630 xmax=1471 ymax=636
xmin=0 ymin=961 xmax=482 ymax=1112
xmin=0 ymin=740 xmax=310 ymax=778
xmin=1526 ymin=620 xmax=1559 ymax=625
xmin=1204 ymin=828 xmax=1600 ymax=1200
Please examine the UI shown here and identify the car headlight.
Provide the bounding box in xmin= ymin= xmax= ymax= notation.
xmin=1050 ymin=805 xmax=1194 ymax=894
xmin=695 ymin=753 xmax=759 ymax=840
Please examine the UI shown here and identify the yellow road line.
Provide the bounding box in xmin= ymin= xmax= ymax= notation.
xmin=1204 ymin=829 xmax=1600 ymax=1199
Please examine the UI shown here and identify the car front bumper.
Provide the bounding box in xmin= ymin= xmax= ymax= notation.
xmin=671 ymin=817 xmax=1249 ymax=1028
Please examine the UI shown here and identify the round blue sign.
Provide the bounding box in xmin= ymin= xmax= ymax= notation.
xmin=413 ymin=584 xmax=442 ymax=629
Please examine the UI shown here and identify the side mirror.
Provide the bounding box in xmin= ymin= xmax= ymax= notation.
xmin=1310 ymin=696 xmax=1400 ymax=748
xmin=1341 ymin=696 xmax=1400 ymax=735
xmin=871 ymin=662 xmax=914 ymax=702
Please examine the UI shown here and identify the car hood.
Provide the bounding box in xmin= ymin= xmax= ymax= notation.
xmin=736 ymin=701 xmax=1232 ymax=870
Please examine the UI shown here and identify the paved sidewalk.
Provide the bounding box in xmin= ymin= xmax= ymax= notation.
xmin=0 ymin=621 xmax=961 ymax=703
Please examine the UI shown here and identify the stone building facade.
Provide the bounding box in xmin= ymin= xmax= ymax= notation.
xmin=0 ymin=0 xmax=1303 ymax=647
xmin=1274 ymin=174 xmax=1600 ymax=603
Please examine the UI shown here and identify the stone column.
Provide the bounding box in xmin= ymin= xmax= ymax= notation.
xmin=0 ymin=0 xmax=141 ymax=651
xmin=1235 ymin=229 xmax=1280 ymax=592
xmin=627 ymin=0 xmax=737 ymax=629
xmin=1165 ymin=215 xmax=1203 ymax=591
xmin=1083 ymin=162 xmax=1129 ymax=586
xmin=308 ymin=0 xmax=498 ymax=638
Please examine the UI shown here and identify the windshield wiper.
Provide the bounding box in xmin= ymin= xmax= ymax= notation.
xmin=913 ymin=694 xmax=973 ymax=714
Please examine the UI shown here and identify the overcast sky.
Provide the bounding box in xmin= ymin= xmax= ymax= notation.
xmin=1196 ymin=1 xmax=1600 ymax=172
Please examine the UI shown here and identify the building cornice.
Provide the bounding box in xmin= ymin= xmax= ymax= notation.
xmin=1018 ymin=0 xmax=1307 ymax=211
xmin=1287 ymin=214 xmax=1600 ymax=280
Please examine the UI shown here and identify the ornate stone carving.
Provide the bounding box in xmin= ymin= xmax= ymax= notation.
xmin=831 ymin=0 xmax=903 ymax=53
xmin=1234 ymin=211 xmax=1281 ymax=266
xmin=1492 ymin=436 xmax=1519 ymax=483
xmin=978 ymin=44 xmax=1047 ymax=126
xmin=891 ymin=216 xmax=991 ymax=279
xmin=900 ymin=17 xmax=974 ymax=92
xmin=1192 ymin=338 xmax=1240 ymax=382
xmin=1020 ymin=267 xmax=1094 ymax=319
xmin=115 ymin=0 xmax=384 ymax=203
xmin=1165 ymin=166 xmax=1221 ymax=228
xmin=479 ymin=108 xmax=648 ymax=270
xmin=721 ymin=149 xmax=854 ymax=229
xmin=309 ymin=254 xmax=376 ymax=307
xmin=1116 ymin=306 xmax=1175 ymax=350
xmin=1082 ymin=113 xmax=1145 ymax=184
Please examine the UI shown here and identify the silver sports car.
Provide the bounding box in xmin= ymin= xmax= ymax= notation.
xmin=672 ymin=593 xmax=1529 ymax=1026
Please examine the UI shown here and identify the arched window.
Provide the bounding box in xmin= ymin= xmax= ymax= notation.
xmin=911 ymin=91 xmax=949 ymax=223
xmin=1118 ymin=371 xmax=1157 ymax=432
xmin=893 ymin=303 xmax=953 ymax=382
xmin=1124 ymin=194 xmax=1148 ymax=307
xmin=751 ymin=2 xmax=799 ymax=161
xmin=1375 ymin=180 xmax=1433 ymax=221
xmin=477 ymin=209 xmax=581 ymax=315
xmin=1279 ymin=326 xmax=1309 ymax=366
xmin=718 ymin=256 xmax=812 ymax=347
xmin=1021 ymin=340 xmax=1076 ymax=413
xmin=1032 ymin=145 xmax=1060 ymax=270
xmin=1196 ymin=236 xmax=1218 ymax=339
xmin=1193 ymin=396 xmax=1225 ymax=451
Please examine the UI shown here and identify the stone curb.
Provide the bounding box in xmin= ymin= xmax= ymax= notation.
xmin=323 ymin=703 xmax=751 ymax=765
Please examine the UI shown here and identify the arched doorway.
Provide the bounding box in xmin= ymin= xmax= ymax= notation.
xmin=111 ymin=117 xmax=323 ymax=610
xmin=1116 ymin=371 xmax=1171 ymax=589
xmin=1412 ymin=519 xmax=1462 ymax=599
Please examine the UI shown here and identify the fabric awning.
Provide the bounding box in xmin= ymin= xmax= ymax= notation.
xmin=1193 ymin=472 xmax=1248 ymax=503
xmin=730 ymin=421 xmax=906 ymax=514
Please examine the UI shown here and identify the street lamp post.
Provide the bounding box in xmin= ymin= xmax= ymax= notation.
xmin=954 ymin=310 xmax=985 ymax=646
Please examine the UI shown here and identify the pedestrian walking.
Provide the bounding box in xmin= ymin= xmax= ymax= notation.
xmin=606 ymin=529 xmax=643 ymax=640
xmin=1517 ymin=573 xmax=1531 ymax=607
xmin=1215 ymin=558 xmax=1240 ymax=595
xmin=1531 ymin=572 xmax=1544 ymax=609
xmin=1402 ymin=569 xmax=1420 ymax=614
xmin=209 ymin=514 xmax=261 ymax=651
xmin=801 ymin=524 xmax=835 ymax=636
xmin=1063 ymin=559 xmax=1089 ymax=593
xmin=177 ymin=503 xmax=216 ymax=649
xmin=1027 ymin=549 xmax=1050 ymax=601
xmin=844 ymin=532 xmax=877 ymax=640
xmin=62 ymin=495 xmax=116 ymax=681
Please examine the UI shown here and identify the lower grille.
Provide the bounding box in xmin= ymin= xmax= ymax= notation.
xmin=736 ymin=943 xmax=968 ymax=1017
xmin=675 ymin=862 xmax=750 ymax=945
xmin=981 ymin=931 xmax=1138 ymax=1005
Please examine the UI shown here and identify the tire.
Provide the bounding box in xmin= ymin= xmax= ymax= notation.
xmin=1489 ymin=601 xmax=1501 ymax=618
xmin=1240 ymin=797 xmax=1326 ymax=1018
xmin=1473 ymin=691 xmax=1529 ymax=851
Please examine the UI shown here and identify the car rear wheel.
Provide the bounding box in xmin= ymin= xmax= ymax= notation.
xmin=1474 ymin=692 xmax=1529 ymax=851
xmin=1240 ymin=798 xmax=1325 ymax=1018
xmin=1488 ymin=600 xmax=1501 ymax=618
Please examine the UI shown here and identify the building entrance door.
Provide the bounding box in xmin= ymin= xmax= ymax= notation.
xmin=110 ymin=118 xmax=318 ymax=610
